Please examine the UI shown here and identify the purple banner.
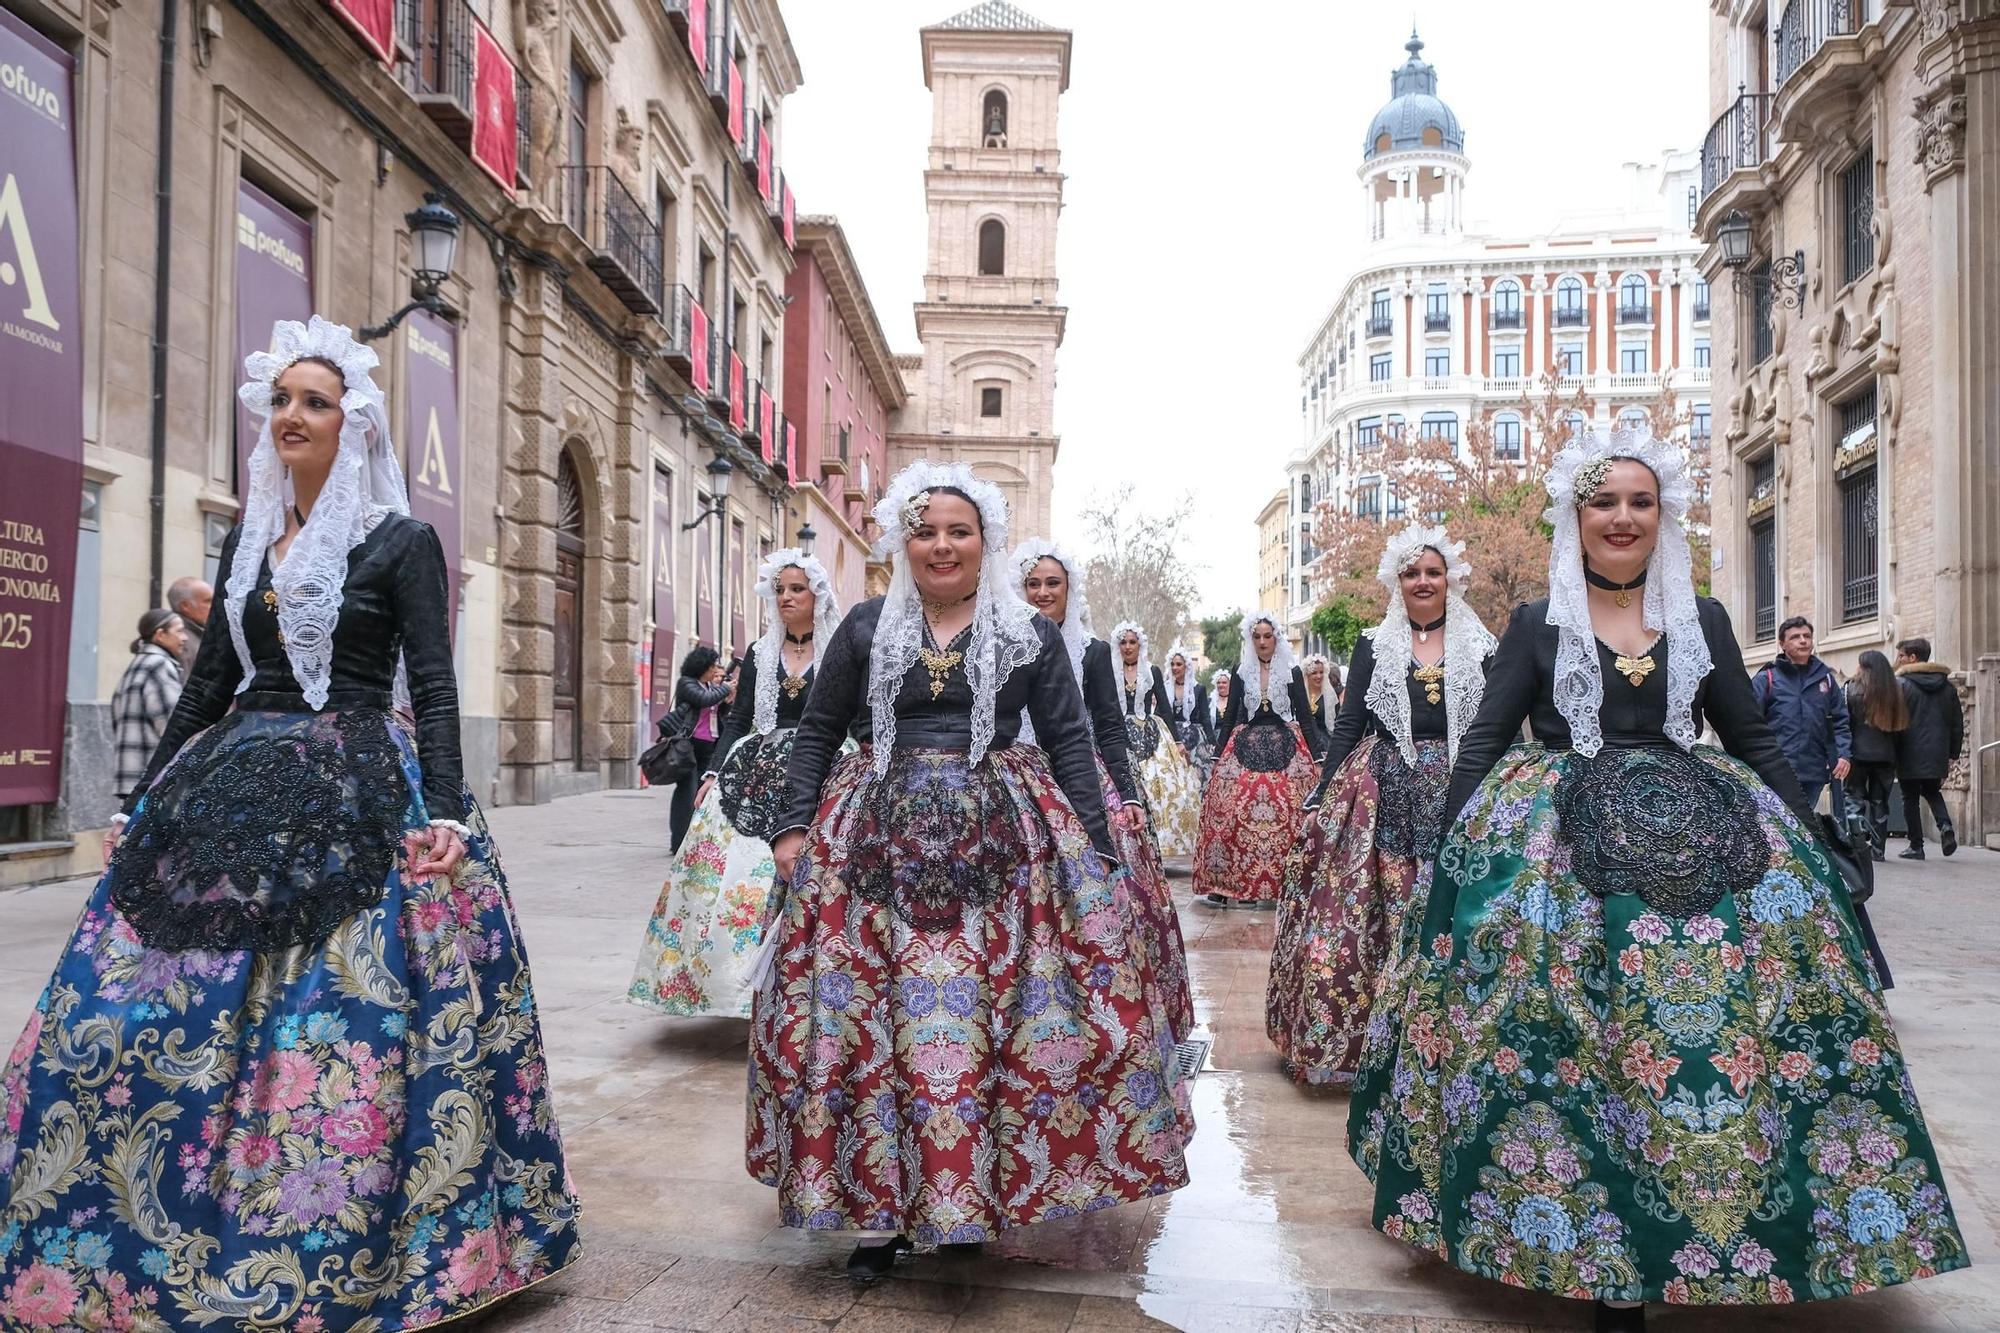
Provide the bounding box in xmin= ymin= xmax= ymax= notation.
xmin=233 ymin=179 xmax=313 ymax=496
xmin=0 ymin=9 xmax=82 ymax=806
xmin=402 ymin=309 xmax=460 ymax=639
xmin=649 ymin=468 xmax=676 ymax=727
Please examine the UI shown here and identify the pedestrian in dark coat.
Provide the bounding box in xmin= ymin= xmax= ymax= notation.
xmin=1844 ymin=649 xmax=1906 ymax=860
xmin=1895 ymin=637 xmax=1964 ymax=858
xmin=666 ymin=646 xmax=733 ymax=851
xmin=1749 ymin=616 xmax=1851 ymax=814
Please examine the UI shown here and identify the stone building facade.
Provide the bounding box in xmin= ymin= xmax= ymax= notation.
xmin=1255 ymin=488 xmax=1291 ymax=637
xmin=885 ymin=1 xmax=1068 ymax=539
xmin=1696 ymin=0 xmax=1997 ymax=841
xmin=1287 ymin=32 xmax=1711 ymax=652
xmin=0 ymin=0 xmax=808 ymax=884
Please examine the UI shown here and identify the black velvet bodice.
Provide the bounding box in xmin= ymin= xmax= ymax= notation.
xmin=1117 ymin=663 xmax=1166 ymax=718
xmin=1444 ymin=596 xmax=1812 ymax=824
xmin=783 ymin=597 xmax=1115 ymax=858
xmin=1313 ymin=634 xmax=1460 ymax=802
xmin=711 ymin=642 xmax=815 ymax=763
xmin=1215 ymin=663 xmax=1314 ymax=753
xmin=1080 ymin=637 xmax=1138 ymax=802
xmin=129 ymin=516 xmax=462 ymax=822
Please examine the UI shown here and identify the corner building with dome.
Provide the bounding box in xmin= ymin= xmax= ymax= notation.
xmin=1281 ymin=32 xmax=1713 ymax=653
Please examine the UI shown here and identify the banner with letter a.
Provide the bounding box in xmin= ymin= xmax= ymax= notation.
xmin=402 ymin=308 xmax=462 ymax=639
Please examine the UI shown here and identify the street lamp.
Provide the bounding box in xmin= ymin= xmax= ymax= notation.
xmin=795 ymin=520 xmax=816 ymax=558
xmin=1716 ymin=209 xmax=1806 ymax=314
xmin=360 ymin=195 xmax=463 ymax=341
xmin=682 ymin=453 xmax=735 ymax=650
xmin=1715 ymin=210 xmax=1754 ymax=268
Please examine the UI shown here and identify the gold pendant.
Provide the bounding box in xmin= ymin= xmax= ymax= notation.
xmin=1418 ymin=630 xmax=1429 ymax=643
xmin=1615 ymin=589 xmax=1632 ymax=608
xmin=1613 ymin=652 xmax=1656 ymax=687
xmin=917 ymin=646 xmax=963 ymax=700
xmin=1413 ymin=663 xmax=1445 ymax=705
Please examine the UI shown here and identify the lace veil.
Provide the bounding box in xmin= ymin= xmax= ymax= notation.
xmin=1163 ymin=644 xmax=1199 ymax=721
xmin=1109 ymin=621 xmax=1153 ymax=715
xmin=868 ymin=460 xmax=1041 ymax=775
xmin=1360 ymin=521 xmax=1497 ymax=762
xmin=1235 ymin=610 xmax=1297 ymax=722
xmin=1011 ymin=537 xmax=1092 ymax=687
xmin=1543 ymin=427 xmax=1708 ymax=756
xmin=751 ymin=547 xmax=840 ymax=736
xmin=1209 ymin=669 xmax=1231 ymax=726
xmin=228 ymin=316 xmax=411 ymax=710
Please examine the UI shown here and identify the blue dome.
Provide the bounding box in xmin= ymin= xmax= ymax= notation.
xmin=1362 ymin=32 xmax=1464 ymax=160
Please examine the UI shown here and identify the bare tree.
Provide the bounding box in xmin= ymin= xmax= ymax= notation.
xmin=1076 ymin=485 xmax=1203 ymax=659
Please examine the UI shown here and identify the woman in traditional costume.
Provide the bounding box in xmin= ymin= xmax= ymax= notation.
xmin=1017 ymin=543 xmax=1194 ymax=1045
xmin=1160 ymin=645 xmax=1211 ymax=767
xmin=1113 ymin=622 xmax=1202 ymax=860
xmin=1298 ymin=652 xmax=1335 ymax=762
xmin=1194 ymin=612 xmax=1316 ymax=908
xmin=750 ymin=462 xmax=1191 ymax=1278
xmin=1267 ymin=523 xmax=1494 ymax=1086
xmin=0 ymin=318 xmax=578 ymax=1330
xmin=1347 ymin=432 xmax=1965 ymax=1330
xmin=630 ymin=548 xmax=839 ymax=1018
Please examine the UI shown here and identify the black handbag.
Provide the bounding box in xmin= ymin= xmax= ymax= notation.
xmin=1817 ymin=811 xmax=1873 ymax=906
xmin=640 ymin=712 xmax=697 ymax=786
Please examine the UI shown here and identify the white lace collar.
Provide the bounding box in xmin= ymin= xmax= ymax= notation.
xmin=1235 ymin=611 xmax=1296 ymax=722
xmin=1360 ymin=523 xmax=1495 ymax=762
xmin=751 ymin=548 xmax=839 ymax=736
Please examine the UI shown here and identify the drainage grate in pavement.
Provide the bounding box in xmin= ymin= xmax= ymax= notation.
xmin=1173 ymin=1034 xmax=1213 ymax=1078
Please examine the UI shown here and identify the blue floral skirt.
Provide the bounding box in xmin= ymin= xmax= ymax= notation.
xmin=0 ymin=710 xmax=580 ymax=1330
xmin=1346 ymin=741 xmax=1966 ymax=1306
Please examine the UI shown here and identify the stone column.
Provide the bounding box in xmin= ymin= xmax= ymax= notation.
xmin=1916 ymin=2 xmax=2000 ymax=839
xmin=497 ymin=264 xmax=565 ymax=806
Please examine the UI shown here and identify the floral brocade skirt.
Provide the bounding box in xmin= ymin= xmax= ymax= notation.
xmin=1193 ymin=716 xmax=1315 ymax=903
xmin=746 ymin=744 xmax=1192 ymax=1243
xmin=0 ymin=711 xmax=579 ymax=1331
xmin=1346 ymin=741 xmax=1966 ymax=1305
xmin=1134 ymin=722 xmax=1202 ymax=860
xmin=1268 ymin=735 xmax=1447 ymax=1086
xmin=1098 ymin=756 xmax=1194 ymax=1046
xmin=629 ymin=730 xmax=804 ymax=1020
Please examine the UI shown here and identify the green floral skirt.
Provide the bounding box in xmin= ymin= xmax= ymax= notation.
xmin=1346 ymin=741 xmax=1966 ymax=1306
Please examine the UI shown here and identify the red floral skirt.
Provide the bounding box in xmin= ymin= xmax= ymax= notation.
xmin=1267 ymin=734 xmax=1447 ymax=1084
xmin=746 ymin=745 xmax=1192 ymax=1243
xmin=1098 ymin=756 xmax=1195 ymax=1045
xmin=1193 ymin=715 xmax=1314 ymax=903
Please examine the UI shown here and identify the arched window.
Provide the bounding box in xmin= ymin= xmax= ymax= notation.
xmin=1420 ymin=411 xmax=1460 ymax=450
xmin=982 ymin=89 xmax=1008 ymax=147
xmin=1556 ymin=276 xmax=1586 ymax=326
xmin=1492 ymin=412 xmax=1523 ymax=459
xmin=1563 ymin=410 xmax=1591 ymax=439
xmin=978 ymin=219 xmax=1005 ymax=276
xmin=1619 ymin=273 xmax=1651 ymax=323
xmin=1618 ymin=407 xmax=1651 ymax=430
xmin=1492 ymin=279 xmax=1523 ymax=327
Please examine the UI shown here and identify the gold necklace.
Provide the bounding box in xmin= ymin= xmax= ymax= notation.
xmin=922 ymin=591 xmax=974 ymax=618
xmin=1613 ymin=651 xmax=1657 ymax=687
xmin=1412 ymin=663 xmax=1445 ymax=704
xmin=781 ymin=644 xmax=811 ymax=698
xmin=917 ymin=644 xmax=963 ymax=700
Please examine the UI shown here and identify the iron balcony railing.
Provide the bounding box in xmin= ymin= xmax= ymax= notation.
xmin=1777 ymin=0 xmax=1857 ymax=87
xmin=1618 ymin=302 xmax=1653 ymax=325
xmin=558 ymin=166 xmax=663 ymax=314
xmin=1693 ymin=298 xmax=1712 ymax=321
xmin=1423 ymin=311 xmax=1451 ymax=332
xmin=1555 ymin=306 xmax=1588 ymax=328
xmin=1700 ymin=90 xmax=1773 ymax=202
xmin=1365 ymin=313 xmax=1393 ymax=338
xmin=1490 ymin=308 xmax=1523 ymax=330
xmin=398 ymin=0 xmax=475 ymax=120
xmin=663 ymin=285 xmax=702 ymax=372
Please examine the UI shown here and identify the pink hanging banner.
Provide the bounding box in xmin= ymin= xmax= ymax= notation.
xmin=760 ymin=391 xmax=776 ymax=463
xmin=756 ymin=132 xmax=772 ymax=202
xmin=0 ymin=8 xmax=82 ymax=806
xmin=689 ymin=299 xmax=710 ymax=396
xmin=686 ymin=0 xmax=707 ymax=74
xmin=784 ymin=418 xmax=799 ymax=481
xmin=728 ymin=351 xmax=745 ymax=432
xmin=727 ymin=61 xmax=744 ymax=144
xmin=650 ymin=467 xmax=676 ymax=726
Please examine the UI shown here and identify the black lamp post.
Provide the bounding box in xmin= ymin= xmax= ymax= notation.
xmin=682 ymin=454 xmax=734 ymax=649
xmin=795 ymin=520 xmax=816 ymax=558
xmin=1717 ymin=209 xmax=1806 ymax=313
xmin=360 ymin=195 xmax=462 ymax=341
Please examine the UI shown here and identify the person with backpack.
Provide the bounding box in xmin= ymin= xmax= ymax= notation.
xmin=1895 ymin=636 xmax=1965 ymax=859
xmin=1750 ymin=615 xmax=1851 ymax=816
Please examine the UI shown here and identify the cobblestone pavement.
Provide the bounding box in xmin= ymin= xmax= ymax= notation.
xmin=3 ymin=786 xmax=1995 ymax=1331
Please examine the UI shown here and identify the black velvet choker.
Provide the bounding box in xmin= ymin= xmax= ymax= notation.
xmin=784 ymin=630 xmax=813 ymax=645
xmin=1585 ymin=565 xmax=1648 ymax=607
xmin=1409 ymin=613 xmax=1446 ymax=643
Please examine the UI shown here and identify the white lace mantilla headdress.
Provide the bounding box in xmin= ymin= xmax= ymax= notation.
xmin=1236 ymin=610 xmax=1297 ymax=722
xmin=1361 ymin=521 xmax=1497 ymax=762
xmin=1543 ymin=428 xmax=1708 ymax=756
xmin=1110 ymin=621 xmax=1153 ymax=716
xmin=1209 ymin=668 xmax=1231 ymax=725
xmin=868 ymin=460 xmax=1040 ymax=774
xmin=751 ymin=547 xmax=840 ymax=736
xmin=1011 ymin=537 xmax=1092 ymax=687
xmin=228 ymin=315 xmax=411 ymax=709
xmin=1163 ymin=644 xmax=1198 ymax=720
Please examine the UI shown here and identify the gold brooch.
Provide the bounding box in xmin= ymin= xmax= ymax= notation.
xmin=1413 ymin=663 xmax=1446 ymax=705
xmin=1613 ymin=652 xmax=1656 ymax=687
xmin=782 ymin=673 xmax=807 ymax=699
xmin=917 ymin=645 xmax=963 ymax=700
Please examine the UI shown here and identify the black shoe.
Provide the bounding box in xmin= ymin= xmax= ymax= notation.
xmin=1203 ymin=893 xmax=1231 ymax=908
xmin=1899 ymin=847 xmax=1926 ymax=860
xmin=846 ymin=1235 xmax=910 ymax=1280
xmin=1871 ymin=849 xmax=1887 ymax=863
xmin=1594 ymin=1301 xmax=1646 ymax=1332
xmin=1942 ymin=824 xmax=1958 ymax=856
xmin=939 ymin=1241 xmax=985 ymax=1257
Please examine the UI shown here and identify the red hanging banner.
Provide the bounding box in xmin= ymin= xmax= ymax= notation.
xmin=760 ymin=390 xmax=776 ymax=462
xmin=402 ymin=310 xmax=462 ymax=640
xmin=326 ymin=0 xmax=394 ymax=64
xmin=781 ymin=180 xmax=795 ymax=250
xmin=756 ymin=131 xmax=772 ymax=203
xmin=689 ymin=299 xmax=710 ymax=396
xmin=686 ymin=0 xmax=707 ymax=74
xmin=727 ymin=61 xmax=744 ymax=144
xmin=728 ymin=350 xmax=746 ymax=432
xmin=784 ymin=418 xmax=799 ymax=481
xmin=469 ymin=20 xmax=519 ymax=191
xmin=650 ymin=467 xmax=677 ymax=726
xmin=0 ymin=8 xmax=82 ymax=806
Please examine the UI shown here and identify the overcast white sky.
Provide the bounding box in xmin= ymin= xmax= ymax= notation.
xmin=779 ymin=1 xmax=1708 ymax=615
